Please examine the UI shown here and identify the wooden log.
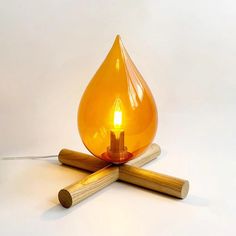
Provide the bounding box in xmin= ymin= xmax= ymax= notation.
xmin=58 ymin=144 xmax=161 ymax=208
xmin=58 ymin=149 xmax=109 ymax=172
xmin=127 ymin=144 xmax=161 ymax=167
xmin=58 ymin=143 xmax=161 ymax=171
xmin=119 ymin=165 xmax=189 ymax=199
xmin=58 ymin=165 xmax=118 ymax=208
xmin=58 ymin=143 xmax=189 ymax=208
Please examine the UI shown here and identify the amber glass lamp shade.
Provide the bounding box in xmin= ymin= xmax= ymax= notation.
xmin=78 ymin=35 xmax=157 ymax=163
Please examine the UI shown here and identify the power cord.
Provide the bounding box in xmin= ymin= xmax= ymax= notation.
xmin=0 ymin=155 xmax=57 ymax=160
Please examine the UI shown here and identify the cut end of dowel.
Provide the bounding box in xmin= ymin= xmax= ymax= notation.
xmin=58 ymin=189 xmax=72 ymax=208
xmin=180 ymin=180 xmax=189 ymax=199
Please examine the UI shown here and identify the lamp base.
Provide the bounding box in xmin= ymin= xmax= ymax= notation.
xmin=101 ymin=150 xmax=133 ymax=164
xmin=57 ymin=143 xmax=190 ymax=208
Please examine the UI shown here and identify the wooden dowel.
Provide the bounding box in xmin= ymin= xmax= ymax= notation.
xmin=58 ymin=143 xmax=161 ymax=171
xmin=58 ymin=149 xmax=109 ymax=172
xmin=119 ymin=165 xmax=189 ymax=199
xmin=58 ymin=144 xmax=161 ymax=208
xmin=58 ymin=165 xmax=119 ymax=208
xmin=58 ymin=143 xmax=189 ymax=208
xmin=128 ymin=144 xmax=161 ymax=167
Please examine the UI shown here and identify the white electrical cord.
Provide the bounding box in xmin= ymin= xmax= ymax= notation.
xmin=0 ymin=155 xmax=57 ymax=160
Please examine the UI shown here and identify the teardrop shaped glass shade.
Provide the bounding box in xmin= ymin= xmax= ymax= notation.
xmin=78 ymin=35 xmax=157 ymax=163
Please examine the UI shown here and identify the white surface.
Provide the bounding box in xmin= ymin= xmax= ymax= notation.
xmin=0 ymin=0 xmax=236 ymax=235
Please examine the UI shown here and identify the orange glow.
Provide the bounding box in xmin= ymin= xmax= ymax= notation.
xmin=113 ymin=98 xmax=122 ymax=129
xmin=78 ymin=35 xmax=157 ymax=163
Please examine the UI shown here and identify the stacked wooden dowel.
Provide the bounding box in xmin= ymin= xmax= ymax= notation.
xmin=58 ymin=144 xmax=189 ymax=208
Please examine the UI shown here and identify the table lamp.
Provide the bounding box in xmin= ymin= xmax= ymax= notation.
xmin=57 ymin=35 xmax=189 ymax=208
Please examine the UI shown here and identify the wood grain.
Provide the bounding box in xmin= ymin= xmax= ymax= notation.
xmin=58 ymin=143 xmax=189 ymax=208
xmin=119 ymin=165 xmax=189 ymax=199
xmin=58 ymin=143 xmax=161 ymax=171
xmin=58 ymin=165 xmax=119 ymax=208
xmin=58 ymin=144 xmax=161 ymax=207
xmin=127 ymin=144 xmax=161 ymax=167
xmin=58 ymin=149 xmax=109 ymax=172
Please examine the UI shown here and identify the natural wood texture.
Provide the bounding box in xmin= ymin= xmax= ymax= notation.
xmin=58 ymin=143 xmax=161 ymax=171
xmin=127 ymin=144 xmax=161 ymax=167
xmin=58 ymin=143 xmax=189 ymax=208
xmin=58 ymin=165 xmax=119 ymax=208
xmin=58 ymin=144 xmax=161 ymax=207
xmin=119 ymin=165 xmax=189 ymax=199
xmin=58 ymin=149 xmax=109 ymax=172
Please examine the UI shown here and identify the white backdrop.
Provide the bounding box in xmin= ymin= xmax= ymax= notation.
xmin=0 ymin=0 xmax=235 ymax=235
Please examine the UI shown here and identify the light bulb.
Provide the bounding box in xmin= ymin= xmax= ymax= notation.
xmin=114 ymin=111 xmax=122 ymax=128
xmin=78 ymin=35 xmax=158 ymax=163
xmin=113 ymin=98 xmax=122 ymax=129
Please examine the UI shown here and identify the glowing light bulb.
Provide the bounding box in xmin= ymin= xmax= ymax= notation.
xmin=113 ymin=98 xmax=122 ymax=129
xmin=78 ymin=35 xmax=157 ymax=163
xmin=114 ymin=111 xmax=122 ymax=128
xmin=103 ymin=98 xmax=131 ymax=163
